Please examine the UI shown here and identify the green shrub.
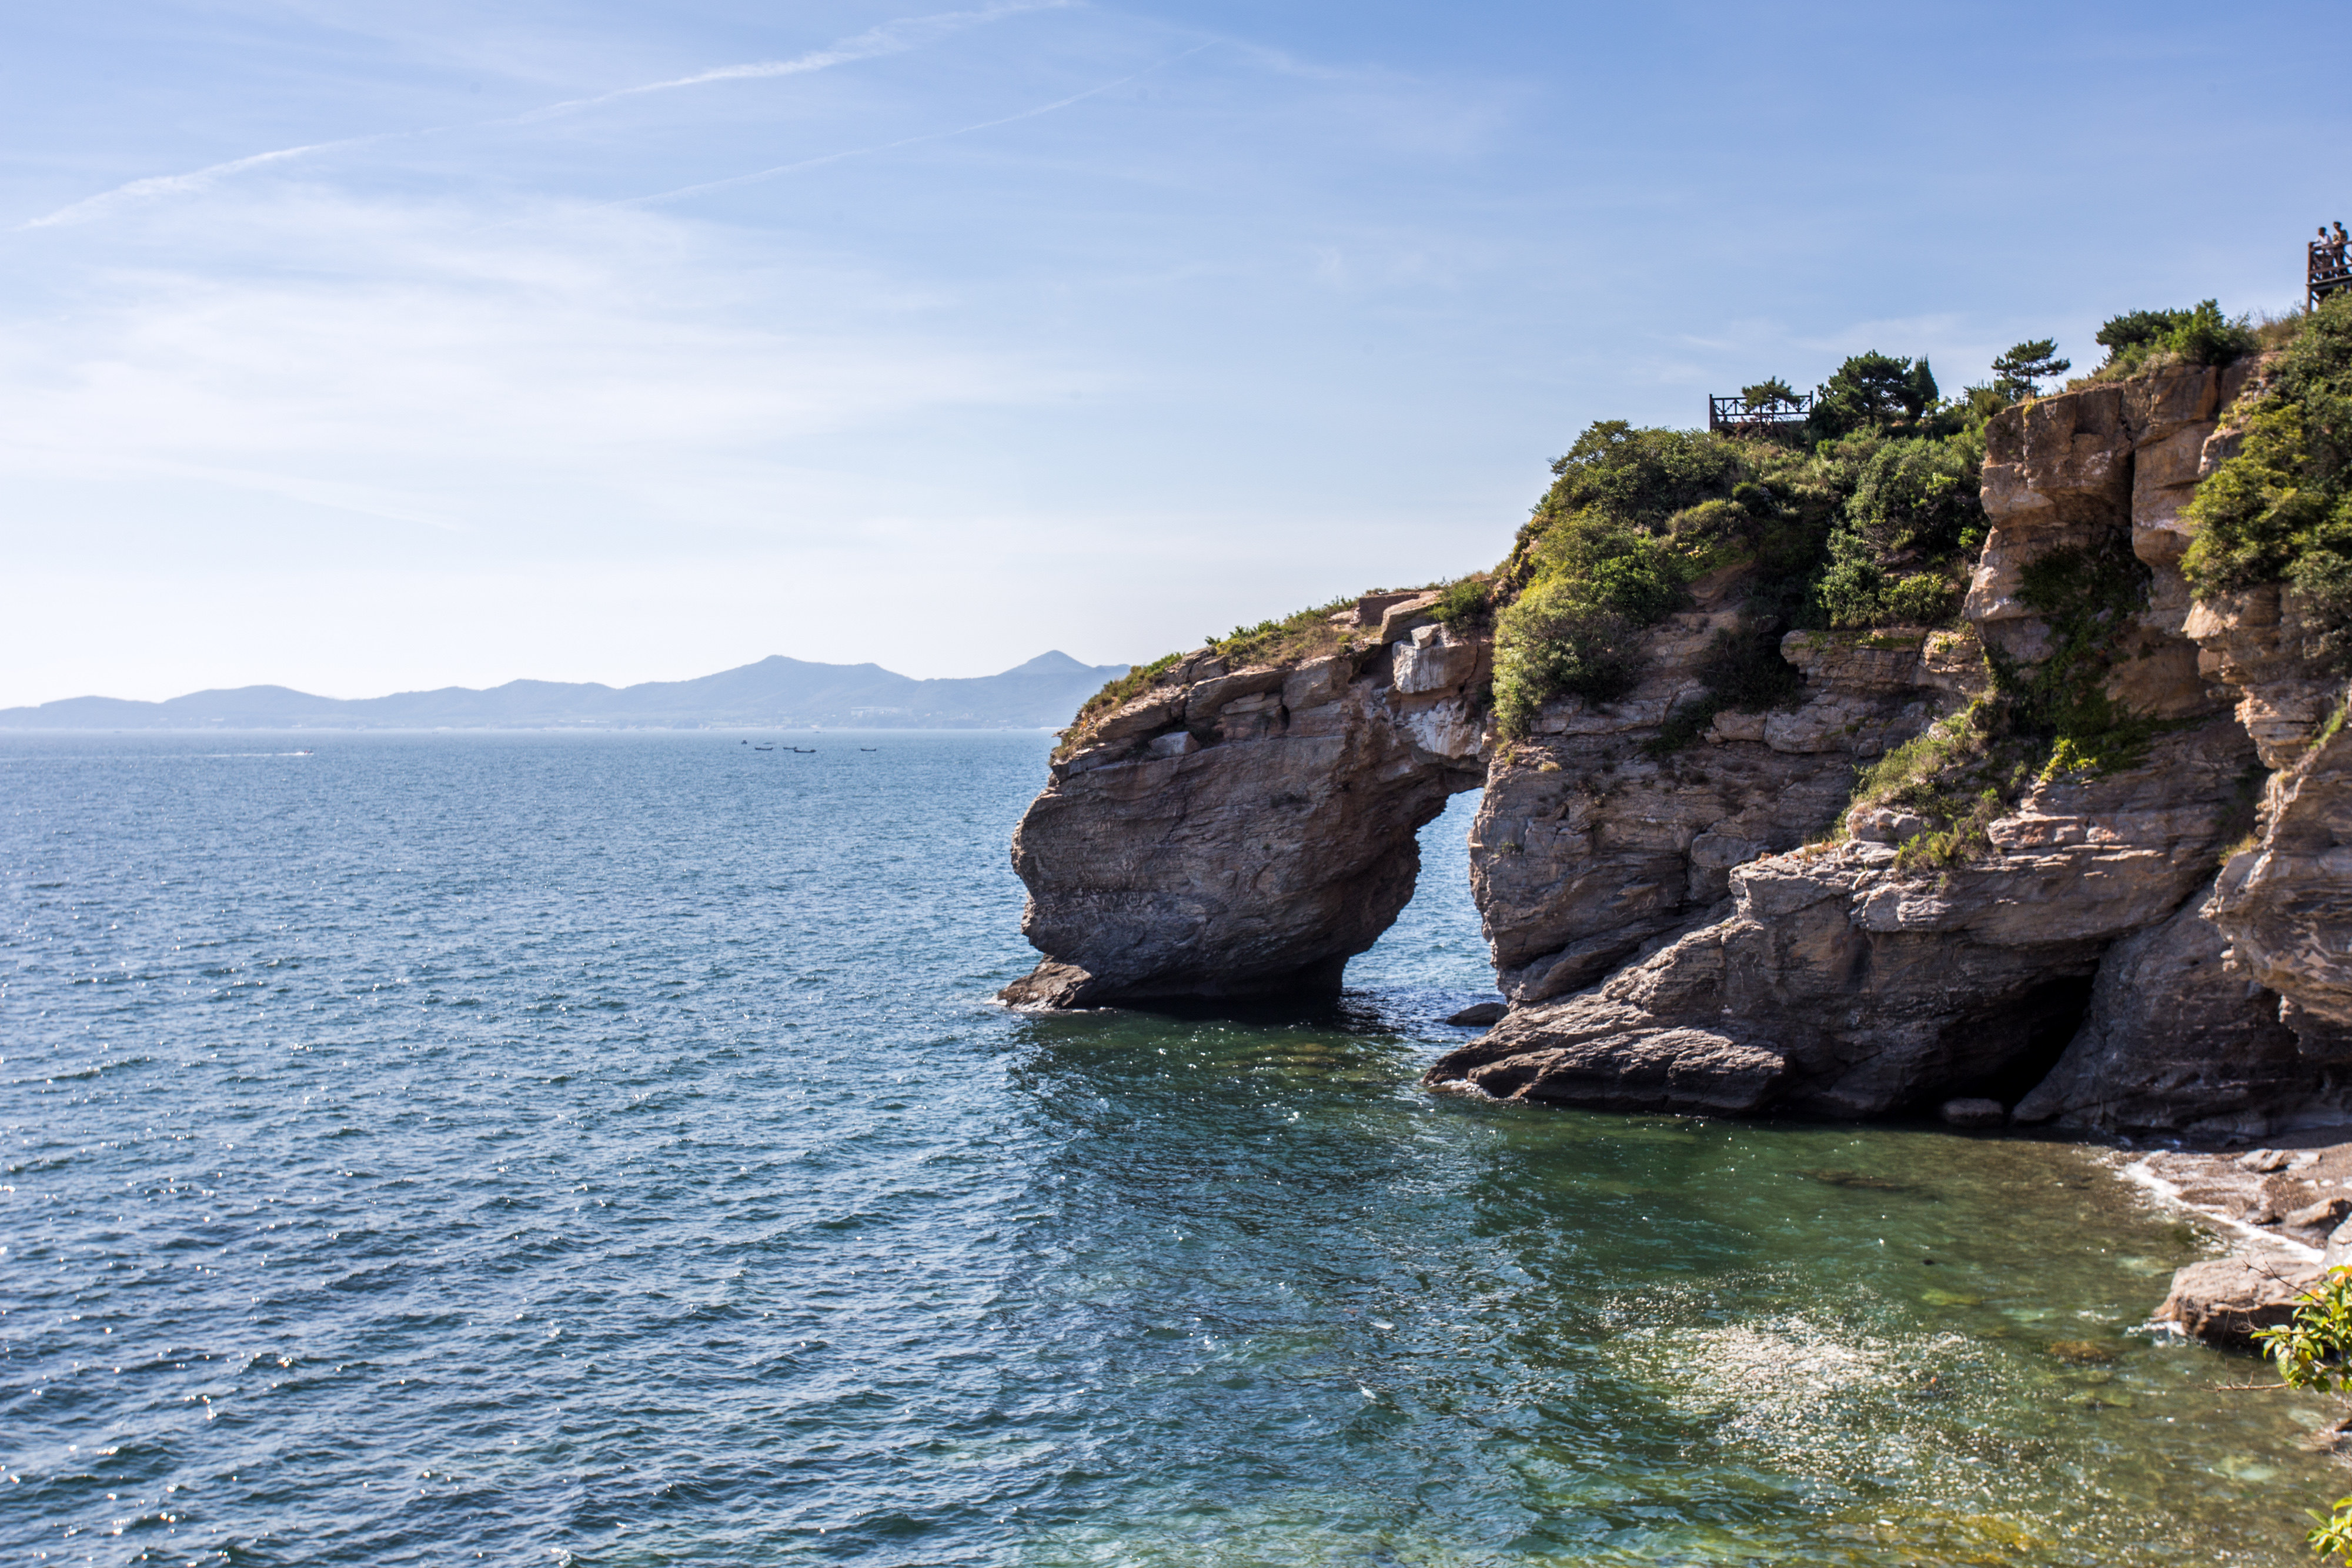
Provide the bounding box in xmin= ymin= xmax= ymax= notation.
xmin=1201 ymin=594 xmax=1357 ymax=669
xmin=1492 ymin=583 xmax=1646 ymax=733
xmin=1646 ymin=617 xmax=1808 ymax=755
xmin=2089 ymin=299 xmax=2258 ymax=380
xmin=2182 ymin=292 xmax=2352 ymax=666
xmin=2253 ymin=1266 xmax=2352 ymax=1562
xmin=1536 ymin=421 xmax=1749 ymax=534
xmin=1883 ymin=572 xmax=1960 ymax=624
xmin=1429 ymin=575 xmax=1494 ymax=627
xmin=1060 ymin=652 xmax=1184 ymax=754
xmin=1846 ymin=434 xmax=1985 ymax=559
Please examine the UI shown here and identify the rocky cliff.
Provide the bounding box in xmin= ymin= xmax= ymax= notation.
xmin=1000 ymin=593 xmax=1489 ymax=1006
xmin=1003 ymin=335 xmax=2352 ymax=1136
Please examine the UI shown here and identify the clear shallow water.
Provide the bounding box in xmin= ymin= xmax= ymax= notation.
xmin=2 ymin=730 xmax=2342 ymax=1566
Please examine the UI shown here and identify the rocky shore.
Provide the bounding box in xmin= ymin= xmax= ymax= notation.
xmin=1001 ymin=348 xmax=2352 ymax=1149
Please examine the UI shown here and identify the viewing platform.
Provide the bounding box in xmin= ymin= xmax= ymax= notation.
xmin=1707 ymin=390 xmax=1811 ymax=436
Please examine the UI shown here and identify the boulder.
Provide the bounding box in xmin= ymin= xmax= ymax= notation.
xmin=2158 ymin=1256 xmax=2323 ymax=1346
xmin=1939 ymin=1098 xmax=2004 ymax=1128
xmin=1446 ymin=1000 xmax=1508 ymax=1027
xmin=2286 ymin=1197 xmax=2352 ymax=1232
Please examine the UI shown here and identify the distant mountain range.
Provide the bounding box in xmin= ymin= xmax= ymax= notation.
xmin=0 ymin=651 xmax=1131 ymax=731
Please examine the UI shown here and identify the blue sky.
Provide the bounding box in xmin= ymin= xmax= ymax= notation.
xmin=4 ymin=1 xmax=2348 ymax=704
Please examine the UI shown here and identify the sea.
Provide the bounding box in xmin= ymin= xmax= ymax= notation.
xmin=3 ymin=729 xmax=2344 ymax=1566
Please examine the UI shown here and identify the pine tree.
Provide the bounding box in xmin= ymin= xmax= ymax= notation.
xmin=1990 ymin=339 xmax=2071 ymax=402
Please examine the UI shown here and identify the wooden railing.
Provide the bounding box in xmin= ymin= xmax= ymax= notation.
xmin=2314 ymin=236 xmax=2352 ymax=311
xmin=1708 ymin=391 xmax=1812 ymax=434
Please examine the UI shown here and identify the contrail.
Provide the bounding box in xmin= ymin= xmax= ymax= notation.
xmin=613 ymin=46 xmax=1212 ymax=211
xmin=24 ymin=138 xmax=380 ymax=229
xmin=17 ymin=1 xmax=1068 ymax=230
xmin=518 ymin=0 xmax=1072 ymax=120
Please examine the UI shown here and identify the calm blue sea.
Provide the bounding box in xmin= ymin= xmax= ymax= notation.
xmin=1 ymin=731 xmax=2340 ymax=1566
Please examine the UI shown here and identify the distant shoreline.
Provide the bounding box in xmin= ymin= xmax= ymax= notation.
xmin=0 ymin=650 xmax=1128 ymax=733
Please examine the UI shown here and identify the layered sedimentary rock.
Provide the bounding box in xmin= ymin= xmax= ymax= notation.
xmin=1473 ymin=597 xmax=1976 ymax=1006
xmin=1436 ymin=359 xmax=2350 ymax=1130
xmin=2009 ymin=876 xmax=2330 ymax=1136
xmin=1008 ymin=352 xmax=2352 ymax=1135
xmin=999 ymin=594 xmax=1488 ymax=1007
xmin=1435 ymin=717 xmax=2254 ymax=1116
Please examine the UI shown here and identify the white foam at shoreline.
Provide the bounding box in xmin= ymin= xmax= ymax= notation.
xmin=2112 ymin=1150 xmax=2324 ymax=1262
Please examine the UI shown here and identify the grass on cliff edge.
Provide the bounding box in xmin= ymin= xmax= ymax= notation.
xmin=1056 ymin=581 xmax=1489 ymax=756
xmin=1838 ymin=534 xmax=2189 ymax=870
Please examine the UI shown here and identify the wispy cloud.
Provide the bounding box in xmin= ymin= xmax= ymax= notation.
xmin=17 ymin=1 xmax=1072 ymax=230
xmin=614 ymin=45 xmax=1212 ymax=210
xmin=24 ymin=139 xmax=383 ymax=229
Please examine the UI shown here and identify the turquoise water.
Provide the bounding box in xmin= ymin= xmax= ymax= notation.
xmin=2 ymin=731 xmax=2342 ymax=1565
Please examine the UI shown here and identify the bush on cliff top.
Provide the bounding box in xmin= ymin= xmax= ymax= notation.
xmin=1489 ymin=365 xmax=1996 ymax=739
xmin=2076 ymin=299 xmax=2263 ymax=386
xmin=2181 ymin=292 xmax=2352 ymax=667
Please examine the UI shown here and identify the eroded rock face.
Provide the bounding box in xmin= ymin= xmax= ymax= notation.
xmin=1474 ymin=616 xmax=1962 ymax=1005
xmin=2207 ymin=726 xmax=2352 ymax=1028
xmin=1434 ymin=719 xmax=2254 ymax=1116
xmin=1435 ymin=363 xmax=2317 ymax=1122
xmin=999 ymin=603 xmax=1488 ymax=1007
xmin=1010 ymin=353 xmax=2352 ymax=1136
xmin=2011 ymin=874 xmax=2347 ymax=1136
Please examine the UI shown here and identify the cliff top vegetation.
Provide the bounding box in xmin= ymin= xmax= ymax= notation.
xmin=2183 ymin=290 xmax=2352 ymax=667
xmin=1061 ymin=298 xmax=2327 ymax=772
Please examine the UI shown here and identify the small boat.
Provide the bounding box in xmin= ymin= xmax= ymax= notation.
xmin=794 ymin=747 xmax=817 ymax=753
xmin=859 ymin=747 xmax=878 ymax=752
xmin=753 ymin=745 xmax=774 ymax=751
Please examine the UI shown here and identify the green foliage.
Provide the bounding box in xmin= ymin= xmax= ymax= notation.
xmin=2183 ymin=293 xmax=2352 ymax=667
xmin=1492 ymin=398 xmax=1984 ymax=736
xmin=1990 ymin=338 xmax=2070 ymax=402
xmin=1893 ymin=787 xmax=2004 ymax=871
xmin=1201 ymin=594 xmax=1356 ymax=668
xmin=1527 ymin=511 xmax=1689 ymax=622
xmin=2001 ymin=537 xmax=2171 ymax=775
xmin=1740 ymin=376 xmax=1799 ymax=410
xmin=1803 ymin=435 xmax=1982 ymax=628
xmin=1429 ymin=575 xmax=1494 ymax=626
xmin=1810 ymin=352 xmax=1939 ymax=439
xmin=1492 ymin=583 xmax=1643 ymax=733
xmin=1844 ymin=701 xmax=2033 ymax=866
xmin=1538 ymin=420 xmax=1750 ymax=532
xmin=2256 ymin=1263 xmax=2352 ymax=1393
xmin=2090 ymin=299 xmax=2258 ymax=379
xmin=2252 ymin=1263 xmax=2352 ymax=1562
xmin=2311 ymin=1500 xmax=2352 ymax=1564
xmin=1064 ymin=651 xmax=1183 ymax=748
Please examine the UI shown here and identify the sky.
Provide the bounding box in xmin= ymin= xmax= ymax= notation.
xmin=4 ymin=2 xmax=2350 ymax=706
